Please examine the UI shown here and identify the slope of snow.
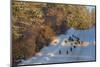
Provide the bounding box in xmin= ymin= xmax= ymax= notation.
xmin=66 ymin=27 xmax=95 ymax=42
xmin=19 ymin=26 xmax=96 ymax=65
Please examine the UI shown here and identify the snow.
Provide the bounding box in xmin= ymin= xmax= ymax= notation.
xmin=19 ymin=26 xmax=96 ymax=65
xmin=47 ymin=53 xmax=55 ymax=57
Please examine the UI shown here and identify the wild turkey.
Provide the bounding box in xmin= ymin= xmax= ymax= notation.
xmin=59 ymin=50 xmax=61 ymax=55
xmin=68 ymin=36 xmax=74 ymax=41
xmin=72 ymin=35 xmax=80 ymax=41
xmin=73 ymin=45 xmax=76 ymax=48
xmin=64 ymin=40 xmax=68 ymax=44
xmin=70 ymin=47 xmax=73 ymax=52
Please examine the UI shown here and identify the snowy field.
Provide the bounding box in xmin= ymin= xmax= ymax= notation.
xmin=19 ymin=26 xmax=96 ymax=65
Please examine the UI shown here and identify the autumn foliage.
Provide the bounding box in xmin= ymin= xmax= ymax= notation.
xmin=12 ymin=1 xmax=95 ymax=66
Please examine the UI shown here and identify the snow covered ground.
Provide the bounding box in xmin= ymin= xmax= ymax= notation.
xmin=19 ymin=26 xmax=96 ymax=65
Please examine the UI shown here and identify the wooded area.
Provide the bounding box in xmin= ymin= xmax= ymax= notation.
xmin=12 ymin=1 xmax=95 ymax=66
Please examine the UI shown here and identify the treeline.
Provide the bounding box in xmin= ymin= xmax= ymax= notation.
xmin=12 ymin=1 xmax=95 ymax=66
